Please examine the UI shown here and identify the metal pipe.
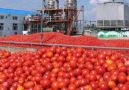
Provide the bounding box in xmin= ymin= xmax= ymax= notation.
xmin=82 ymin=5 xmax=84 ymax=36
xmin=40 ymin=0 xmax=45 ymax=44
xmin=80 ymin=20 xmax=81 ymax=33
xmin=0 ymin=41 xmax=129 ymax=50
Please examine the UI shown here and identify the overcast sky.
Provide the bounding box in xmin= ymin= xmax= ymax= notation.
xmin=0 ymin=0 xmax=126 ymax=21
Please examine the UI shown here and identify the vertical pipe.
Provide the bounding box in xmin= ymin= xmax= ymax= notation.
xmin=85 ymin=21 xmax=86 ymax=29
xmin=40 ymin=0 xmax=45 ymax=44
xmin=80 ymin=20 xmax=81 ymax=33
xmin=37 ymin=21 xmax=38 ymax=32
xmin=76 ymin=22 xmax=78 ymax=33
xmin=82 ymin=5 xmax=84 ymax=36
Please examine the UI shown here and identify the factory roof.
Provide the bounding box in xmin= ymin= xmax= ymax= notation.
xmin=0 ymin=8 xmax=38 ymax=15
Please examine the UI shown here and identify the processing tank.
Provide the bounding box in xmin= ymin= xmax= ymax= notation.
xmin=65 ymin=0 xmax=77 ymax=9
xmin=47 ymin=0 xmax=55 ymax=9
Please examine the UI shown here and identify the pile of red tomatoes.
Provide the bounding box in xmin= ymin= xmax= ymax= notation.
xmin=0 ymin=32 xmax=129 ymax=48
xmin=0 ymin=46 xmax=129 ymax=90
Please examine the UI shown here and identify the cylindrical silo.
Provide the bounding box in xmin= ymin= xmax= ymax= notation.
xmin=47 ymin=0 xmax=55 ymax=9
xmin=65 ymin=0 xmax=74 ymax=9
xmin=55 ymin=0 xmax=59 ymax=9
xmin=64 ymin=0 xmax=77 ymax=17
xmin=73 ymin=0 xmax=77 ymax=9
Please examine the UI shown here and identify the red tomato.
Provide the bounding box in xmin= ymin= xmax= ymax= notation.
xmin=69 ymin=60 xmax=77 ymax=69
xmin=85 ymin=62 xmax=93 ymax=70
xmin=84 ymin=85 xmax=92 ymax=90
xmin=34 ymin=85 xmax=43 ymax=90
xmin=34 ymin=76 xmax=42 ymax=83
xmin=40 ymin=79 xmax=51 ymax=89
xmin=45 ymin=63 xmax=53 ymax=71
xmin=17 ymin=86 xmax=24 ymax=90
xmin=57 ymin=55 xmax=65 ymax=62
xmin=73 ymin=68 xmax=82 ymax=76
xmin=99 ymin=82 xmax=109 ymax=90
xmin=0 ymin=86 xmax=8 ymax=90
xmin=119 ymin=84 xmax=129 ymax=90
xmin=60 ymin=50 xmax=68 ymax=57
xmin=103 ymin=72 xmax=111 ymax=82
xmin=51 ymin=81 xmax=59 ymax=89
xmin=96 ymin=67 xmax=106 ymax=75
xmin=56 ymin=47 xmax=62 ymax=54
xmin=58 ymin=81 xmax=67 ymax=89
xmin=108 ymin=81 xmax=116 ymax=89
xmin=90 ymin=81 xmax=99 ymax=89
xmin=23 ymin=81 xmax=35 ymax=89
xmin=118 ymin=74 xmax=127 ymax=83
xmin=68 ymin=84 xmax=76 ymax=90
xmin=46 ymin=52 xmax=54 ymax=58
xmin=89 ymin=74 xmax=97 ymax=81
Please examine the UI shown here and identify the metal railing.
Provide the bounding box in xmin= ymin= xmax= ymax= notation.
xmin=0 ymin=41 xmax=129 ymax=50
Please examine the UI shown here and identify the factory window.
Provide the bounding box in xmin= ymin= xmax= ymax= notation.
xmin=104 ymin=20 xmax=110 ymax=26
xmin=125 ymin=20 xmax=129 ymax=26
xmin=111 ymin=20 xmax=117 ymax=26
xmin=117 ymin=20 xmax=123 ymax=26
xmin=0 ymin=23 xmax=4 ymax=30
xmin=13 ymin=23 xmax=18 ymax=30
xmin=97 ymin=20 xmax=103 ymax=26
xmin=24 ymin=24 xmax=28 ymax=30
xmin=12 ymin=16 xmax=18 ymax=20
xmin=0 ymin=15 xmax=4 ymax=19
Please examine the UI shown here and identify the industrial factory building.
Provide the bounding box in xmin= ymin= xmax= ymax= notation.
xmin=1 ymin=0 xmax=129 ymax=37
xmin=24 ymin=0 xmax=81 ymax=35
xmin=96 ymin=0 xmax=129 ymax=29
xmin=0 ymin=0 xmax=82 ymax=36
xmin=96 ymin=0 xmax=129 ymax=38
xmin=0 ymin=8 xmax=37 ymax=36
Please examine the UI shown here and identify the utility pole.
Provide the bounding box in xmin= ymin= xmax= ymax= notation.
xmin=40 ymin=0 xmax=45 ymax=44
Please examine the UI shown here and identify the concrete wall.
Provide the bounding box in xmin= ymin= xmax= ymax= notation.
xmin=124 ymin=4 xmax=129 ymax=26
xmin=96 ymin=2 xmax=124 ymax=20
xmin=0 ymin=46 xmax=38 ymax=53
xmin=124 ymin=4 xmax=129 ymax=20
